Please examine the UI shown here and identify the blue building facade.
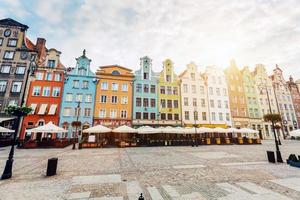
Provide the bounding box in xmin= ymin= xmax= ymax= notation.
xmin=132 ymin=56 xmax=159 ymax=127
xmin=59 ymin=50 xmax=97 ymax=138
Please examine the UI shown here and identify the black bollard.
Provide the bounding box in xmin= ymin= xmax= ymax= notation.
xmin=138 ymin=193 xmax=144 ymax=200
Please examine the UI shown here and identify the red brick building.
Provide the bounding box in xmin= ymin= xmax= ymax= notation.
xmin=20 ymin=38 xmax=65 ymax=141
xmin=287 ymin=76 xmax=300 ymax=127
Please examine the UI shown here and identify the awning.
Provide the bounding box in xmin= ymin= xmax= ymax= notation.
xmin=48 ymin=104 xmax=57 ymax=115
xmin=0 ymin=126 xmax=14 ymax=133
xmin=0 ymin=117 xmax=15 ymax=123
xmin=26 ymin=121 xmax=68 ymax=133
xmin=83 ymin=125 xmax=112 ymax=133
xmin=30 ymin=103 xmax=37 ymax=114
xmin=38 ymin=104 xmax=48 ymax=115
xmin=112 ymin=125 xmax=137 ymax=133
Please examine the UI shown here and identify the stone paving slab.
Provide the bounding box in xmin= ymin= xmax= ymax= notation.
xmin=72 ymin=174 xmax=121 ymax=185
xmin=270 ymin=177 xmax=300 ymax=192
xmin=172 ymin=164 xmax=206 ymax=169
xmin=190 ymin=152 xmax=238 ymax=159
xmin=67 ymin=192 xmax=91 ymax=199
xmin=147 ymin=186 xmax=164 ymax=200
xmin=220 ymin=161 xmax=268 ymax=166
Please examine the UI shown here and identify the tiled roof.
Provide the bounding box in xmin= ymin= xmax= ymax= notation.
xmin=25 ymin=37 xmax=35 ymax=50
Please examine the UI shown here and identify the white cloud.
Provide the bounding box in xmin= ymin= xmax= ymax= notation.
xmin=20 ymin=0 xmax=300 ymax=79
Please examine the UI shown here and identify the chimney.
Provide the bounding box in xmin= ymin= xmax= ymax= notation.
xmin=35 ymin=38 xmax=46 ymax=64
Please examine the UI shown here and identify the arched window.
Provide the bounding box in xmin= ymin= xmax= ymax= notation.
xmin=112 ymin=70 xmax=120 ymax=75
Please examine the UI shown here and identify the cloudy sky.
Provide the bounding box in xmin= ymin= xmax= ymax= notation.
xmin=1 ymin=0 xmax=300 ymax=78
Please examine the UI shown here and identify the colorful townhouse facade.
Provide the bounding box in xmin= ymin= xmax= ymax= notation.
xmin=204 ymin=66 xmax=232 ymax=128
xmin=287 ymin=76 xmax=300 ymax=126
xmin=224 ymin=60 xmax=249 ymax=128
xmin=271 ymin=65 xmax=297 ymax=136
xmin=0 ymin=18 xmax=37 ymax=132
xmin=94 ymin=65 xmax=134 ymax=128
xmin=253 ymin=64 xmax=280 ymax=139
xmin=59 ymin=50 xmax=97 ymax=138
xmin=20 ymin=39 xmax=65 ymax=141
xmin=132 ymin=56 xmax=158 ymax=127
xmin=158 ymin=59 xmax=181 ymax=126
xmin=241 ymin=66 xmax=263 ymax=138
xmin=179 ymin=63 xmax=209 ymax=127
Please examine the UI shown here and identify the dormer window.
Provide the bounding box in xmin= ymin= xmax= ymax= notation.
xmin=47 ymin=60 xmax=55 ymax=68
xmin=112 ymin=70 xmax=120 ymax=75
xmin=78 ymin=68 xmax=87 ymax=76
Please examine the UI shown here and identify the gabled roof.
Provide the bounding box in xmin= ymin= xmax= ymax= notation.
xmin=0 ymin=18 xmax=29 ymax=30
xmin=100 ymin=65 xmax=132 ymax=72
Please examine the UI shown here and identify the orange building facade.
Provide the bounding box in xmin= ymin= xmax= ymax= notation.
xmin=93 ymin=65 xmax=134 ymax=128
xmin=20 ymin=38 xmax=65 ymax=140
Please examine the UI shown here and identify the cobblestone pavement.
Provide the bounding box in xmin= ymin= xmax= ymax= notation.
xmin=0 ymin=140 xmax=300 ymax=200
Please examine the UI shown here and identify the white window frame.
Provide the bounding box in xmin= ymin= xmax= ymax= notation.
xmin=42 ymin=86 xmax=51 ymax=96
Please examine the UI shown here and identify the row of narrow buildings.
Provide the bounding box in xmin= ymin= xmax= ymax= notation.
xmin=0 ymin=18 xmax=299 ymax=142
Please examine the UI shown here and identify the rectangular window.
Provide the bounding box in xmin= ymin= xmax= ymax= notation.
xmin=173 ymin=87 xmax=178 ymax=95
xmin=143 ymin=98 xmax=149 ymax=107
xmin=45 ymin=72 xmax=52 ymax=81
xmin=85 ymin=94 xmax=92 ymax=102
xmin=167 ymin=100 xmax=172 ymax=108
xmin=0 ymin=38 xmax=3 ymax=46
xmin=210 ymin=100 xmax=214 ymax=108
xmin=84 ymin=108 xmax=91 ymax=117
xmin=0 ymin=81 xmax=7 ymax=92
xmin=112 ymin=83 xmax=118 ymax=91
xmin=136 ymin=83 xmax=142 ymax=92
xmin=174 ymin=114 xmax=179 ymax=120
xmin=63 ymin=107 xmax=72 ymax=116
xmin=150 ymin=99 xmax=155 ymax=107
xmin=78 ymin=69 xmax=86 ymax=76
xmin=184 ymin=97 xmax=188 ymax=106
xmin=111 ymin=96 xmax=118 ymax=104
xmin=174 ymin=100 xmax=179 ymax=108
xmin=54 ymin=73 xmax=61 ymax=81
xmin=167 ymin=86 xmax=172 ymax=95
xmin=144 ymin=84 xmax=149 ymax=93
xmin=216 ymin=88 xmax=220 ymax=96
xmin=192 ymin=85 xmax=196 ymax=93
xmin=212 ymin=112 xmax=216 ymax=121
xmin=36 ymin=72 xmax=44 ymax=80
xmin=1 ymin=65 xmax=11 ymax=74
xmin=167 ymin=113 xmax=172 ymax=120
xmin=122 ymin=84 xmax=128 ymax=91
xmin=218 ymin=100 xmax=221 ymax=108
xmin=161 ymin=99 xmax=166 ymax=108
xmin=166 ymin=75 xmax=171 ymax=82
xmin=193 ymin=98 xmax=197 ymax=107
xmin=185 ymin=111 xmax=189 ymax=120
xmin=121 ymin=110 xmax=127 ymax=118
xmin=209 ymin=87 xmax=213 ymax=95
xmin=65 ymin=93 xmax=73 ymax=101
xmin=8 ymin=100 xmax=18 ymax=106
xmin=160 ymin=113 xmax=166 ymax=120
xmin=42 ymin=86 xmax=50 ymax=96
xmin=183 ymin=84 xmax=188 ymax=93
xmin=15 ymin=66 xmax=26 ymax=75
xmin=160 ymin=86 xmax=165 ymax=94
xmin=150 ymin=85 xmax=156 ymax=93
xmin=136 ymin=98 xmax=141 ymax=107
xmin=110 ymin=109 xmax=117 ymax=118
xmin=121 ymin=96 xmax=128 ymax=104
xmin=201 ymin=99 xmax=205 ymax=107
xmin=82 ymin=81 xmax=89 ymax=89
xmin=3 ymin=51 xmax=14 ymax=59
xmin=226 ymin=113 xmax=230 ymax=121
xmin=143 ymin=112 xmax=149 ymax=119
xmin=99 ymin=109 xmax=106 ymax=118
xmin=47 ymin=60 xmax=55 ymax=68
xmin=202 ymin=112 xmax=207 ymax=121
xmin=150 ymin=113 xmax=156 ymax=120
xmin=223 ymin=88 xmax=227 ymax=96
xmin=7 ymin=39 xmax=17 ymax=47
xmin=219 ymin=112 xmax=223 ymax=121
xmin=194 ymin=111 xmax=198 ymax=120
xmin=74 ymin=107 xmax=80 ymax=117
xmin=136 ymin=112 xmax=141 ymax=119
xmin=11 ymin=82 xmax=22 ymax=93
xmin=52 ymin=87 xmax=60 ymax=97
xmin=224 ymin=100 xmax=228 ymax=109
xmin=75 ymin=93 xmax=83 ymax=102
xmin=73 ymin=80 xmax=79 ymax=88
xmin=100 ymin=95 xmax=107 ymax=103
xmin=144 ymin=73 xmax=149 ymax=80
xmin=101 ymin=82 xmax=108 ymax=90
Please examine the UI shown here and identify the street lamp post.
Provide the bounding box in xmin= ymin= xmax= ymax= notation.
xmin=259 ymin=81 xmax=283 ymax=163
xmin=194 ymin=109 xmax=198 ymax=147
xmin=72 ymin=102 xmax=81 ymax=150
xmin=1 ymin=56 xmax=36 ymax=180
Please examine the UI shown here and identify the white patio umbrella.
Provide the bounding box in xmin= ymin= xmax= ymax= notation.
xmin=289 ymin=129 xmax=300 ymax=137
xmin=137 ymin=126 xmax=160 ymax=134
xmin=26 ymin=121 xmax=68 ymax=133
xmin=0 ymin=126 xmax=14 ymax=133
xmin=162 ymin=126 xmax=183 ymax=134
xmin=225 ymin=127 xmax=240 ymax=133
xmin=82 ymin=124 xmax=111 ymax=133
xmin=212 ymin=127 xmax=227 ymax=133
xmin=112 ymin=125 xmax=137 ymax=133
xmin=184 ymin=127 xmax=197 ymax=134
xmin=197 ymin=127 xmax=213 ymax=133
